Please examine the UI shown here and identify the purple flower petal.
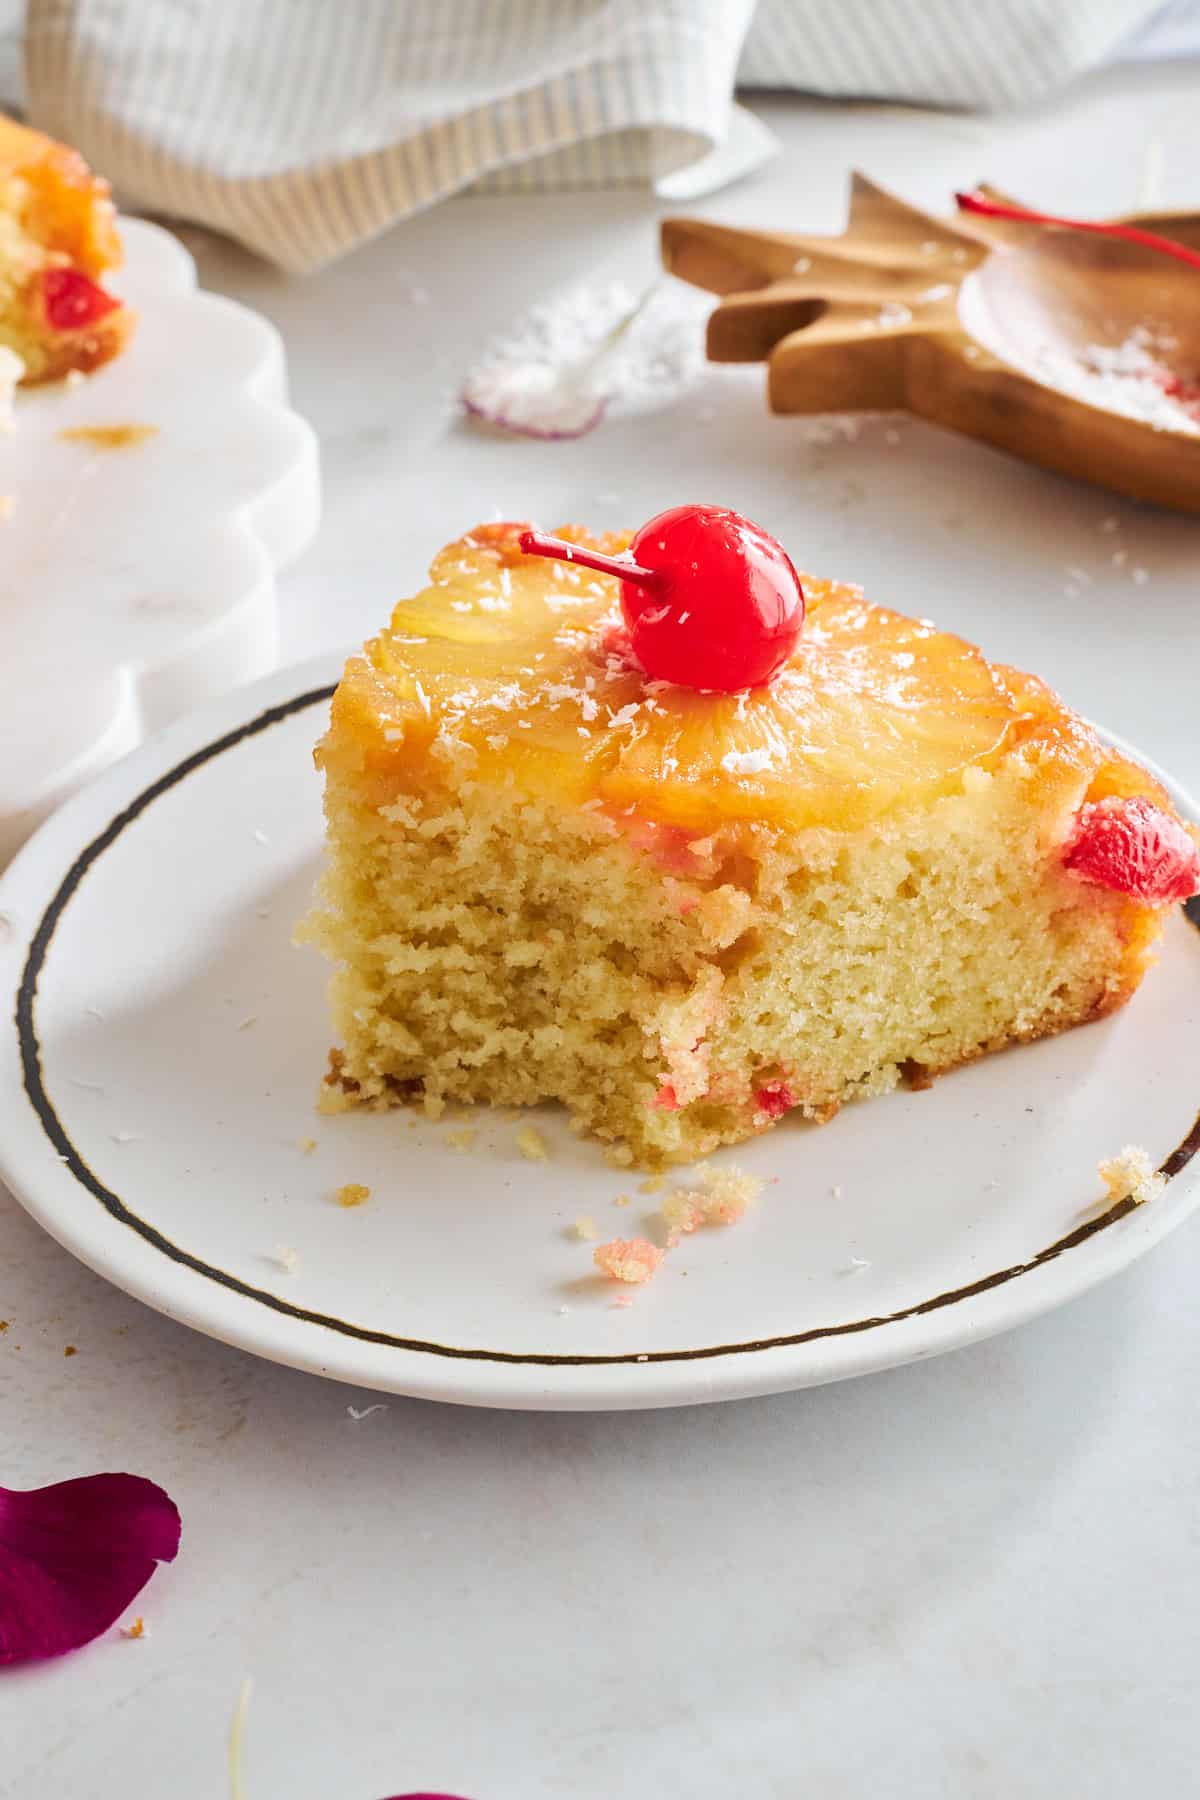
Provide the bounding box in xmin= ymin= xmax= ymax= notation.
xmin=0 ymin=1473 xmax=181 ymax=1664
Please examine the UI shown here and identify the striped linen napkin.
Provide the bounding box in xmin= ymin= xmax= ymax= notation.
xmin=10 ymin=0 xmax=1174 ymax=272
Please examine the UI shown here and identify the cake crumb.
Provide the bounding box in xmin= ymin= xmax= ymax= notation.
xmin=611 ymin=1293 xmax=634 ymax=1308
xmin=573 ymin=1215 xmax=599 ymax=1241
xmin=613 ymin=1193 xmax=631 ymax=1207
xmin=698 ymin=1164 xmax=763 ymax=1224
xmin=638 ymin=1175 xmax=666 ymax=1195
xmin=661 ymin=1190 xmax=705 ymax=1241
xmin=594 ymin=1237 xmax=664 ymax=1284
xmin=63 ymin=1345 xmax=77 ymax=1357
xmin=298 ymin=1137 xmax=318 ymax=1155
xmin=335 ymin=1183 xmax=371 ymax=1208
xmin=120 ymin=1616 xmax=147 ymax=1640
xmin=660 ymin=1164 xmax=762 ymax=1243
xmin=274 ymin=1246 xmax=300 ymax=1275
xmin=1098 ymin=1145 xmax=1165 ymax=1207
xmin=516 ymin=1124 xmax=548 ymax=1161
xmin=444 ymin=1126 xmax=477 ymax=1151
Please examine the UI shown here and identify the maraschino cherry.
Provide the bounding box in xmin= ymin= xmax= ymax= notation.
xmin=1064 ymin=797 xmax=1200 ymax=905
xmin=519 ymin=505 xmax=804 ymax=692
xmin=42 ymin=267 xmax=120 ymax=332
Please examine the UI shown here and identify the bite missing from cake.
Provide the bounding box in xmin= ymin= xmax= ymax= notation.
xmin=300 ymin=515 xmax=1199 ymax=1167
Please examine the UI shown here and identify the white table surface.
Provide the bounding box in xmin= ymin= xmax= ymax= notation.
xmin=5 ymin=63 xmax=1200 ymax=1800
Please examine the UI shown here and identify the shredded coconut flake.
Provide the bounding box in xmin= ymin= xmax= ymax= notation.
xmin=461 ymin=279 xmax=710 ymax=439
xmin=607 ymin=701 xmax=642 ymax=730
xmin=1026 ymin=327 xmax=1200 ymax=435
xmin=721 ymin=748 xmax=773 ymax=776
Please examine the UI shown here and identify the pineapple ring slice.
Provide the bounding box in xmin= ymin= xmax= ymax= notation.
xmin=330 ymin=525 xmax=1095 ymax=836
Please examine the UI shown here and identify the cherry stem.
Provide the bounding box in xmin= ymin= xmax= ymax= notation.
xmin=518 ymin=529 xmax=660 ymax=590
xmin=955 ymin=190 xmax=1200 ymax=274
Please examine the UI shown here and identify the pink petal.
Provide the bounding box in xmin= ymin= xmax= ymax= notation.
xmin=0 ymin=1473 xmax=181 ymax=1664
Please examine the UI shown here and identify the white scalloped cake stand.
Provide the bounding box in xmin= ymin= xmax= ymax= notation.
xmin=0 ymin=218 xmax=320 ymax=862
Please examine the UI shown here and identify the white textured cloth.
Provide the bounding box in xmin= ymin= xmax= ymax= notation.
xmin=9 ymin=0 xmax=1185 ymax=271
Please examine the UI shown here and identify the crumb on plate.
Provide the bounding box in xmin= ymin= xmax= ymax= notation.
xmin=593 ymin=1237 xmax=664 ymax=1284
xmin=516 ymin=1124 xmax=548 ymax=1161
xmin=1098 ymin=1145 xmax=1165 ymax=1208
xmin=335 ymin=1182 xmax=371 ymax=1208
xmin=59 ymin=423 xmax=158 ymax=450
xmin=573 ymin=1215 xmax=598 ymax=1241
xmin=661 ymin=1164 xmax=762 ymax=1241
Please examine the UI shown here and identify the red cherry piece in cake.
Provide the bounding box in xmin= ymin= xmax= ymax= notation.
xmin=754 ymin=1080 xmax=795 ymax=1120
xmin=42 ymin=267 xmax=121 ymax=332
xmin=519 ymin=505 xmax=804 ymax=692
xmin=1063 ymin=796 xmax=1200 ymax=904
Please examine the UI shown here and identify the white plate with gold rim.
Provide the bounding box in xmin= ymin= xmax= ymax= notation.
xmin=1 ymin=656 xmax=1199 ymax=1411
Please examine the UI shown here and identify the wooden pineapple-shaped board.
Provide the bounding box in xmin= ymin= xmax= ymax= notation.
xmin=661 ymin=174 xmax=1200 ymax=514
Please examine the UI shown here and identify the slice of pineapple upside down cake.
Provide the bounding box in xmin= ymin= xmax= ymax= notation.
xmin=300 ymin=510 xmax=1199 ymax=1167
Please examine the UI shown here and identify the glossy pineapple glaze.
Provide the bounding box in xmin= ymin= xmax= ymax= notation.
xmin=320 ymin=522 xmax=1155 ymax=837
xmin=0 ymin=114 xmax=122 ymax=280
